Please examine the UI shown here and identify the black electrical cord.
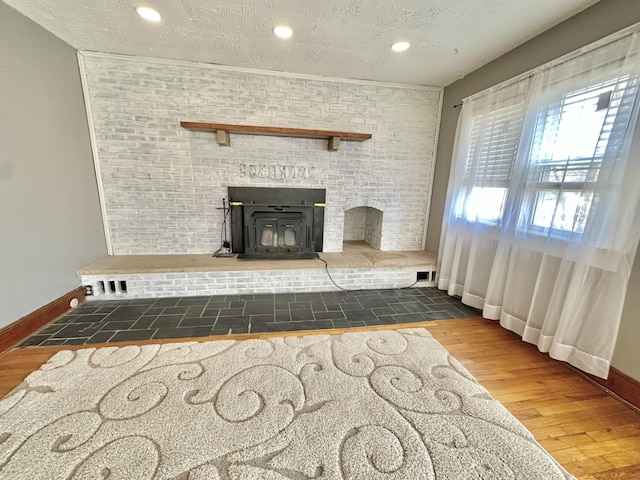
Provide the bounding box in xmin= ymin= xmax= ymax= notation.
xmin=317 ymin=257 xmax=425 ymax=291
xmin=317 ymin=257 xmax=354 ymax=292
xmin=401 ymin=278 xmax=421 ymax=289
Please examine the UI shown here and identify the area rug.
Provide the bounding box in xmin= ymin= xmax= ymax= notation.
xmin=0 ymin=328 xmax=575 ymax=479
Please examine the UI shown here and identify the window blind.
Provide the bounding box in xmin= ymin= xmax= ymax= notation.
xmin=464 ymin=101 xmax=526 ymax=188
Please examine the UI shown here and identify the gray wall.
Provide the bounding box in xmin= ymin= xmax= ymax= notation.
xmin=428 ymin=0 xmax=640 ymax=380
xmin=614 ymin=256 xmax=640 ymax=380
xmin=0 ymin=2 xmax=107 ymax=328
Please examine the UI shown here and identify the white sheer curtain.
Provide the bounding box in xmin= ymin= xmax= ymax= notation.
xmin=438 ymin=26 xmax=640 ymax=378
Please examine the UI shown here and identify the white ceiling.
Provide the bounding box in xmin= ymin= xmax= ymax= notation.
xmin=5 ymin=0 xmax=600 ymax=87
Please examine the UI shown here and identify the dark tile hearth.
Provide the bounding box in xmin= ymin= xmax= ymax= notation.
xmin=20 ymin=288 xmax=482 ymax=347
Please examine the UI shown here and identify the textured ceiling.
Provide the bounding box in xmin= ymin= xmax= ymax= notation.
xmin=4 ymin=0 xmax=600 ymax=86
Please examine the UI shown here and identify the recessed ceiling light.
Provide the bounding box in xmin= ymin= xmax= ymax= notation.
xmin=391 ymin=41 xmax=410 ymax=52
xmin=135 ymin=6 xmax=162 ymax=23
xmin=273 ymin=25 xmax=293 ymax=39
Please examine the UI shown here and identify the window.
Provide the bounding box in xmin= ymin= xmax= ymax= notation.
xmin=460 ymin=97 xmax=527 ymax=223
xmin=460 ymin=73 xmax=638 ymax=241
xmin=525 ymin=79 xmax=629 ymax=236
xmin=440 ymin=27 xmax=640 ymax=379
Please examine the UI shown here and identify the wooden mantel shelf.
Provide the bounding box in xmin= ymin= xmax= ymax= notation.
xmin=180 ymin=121 xmax=372 ymax=151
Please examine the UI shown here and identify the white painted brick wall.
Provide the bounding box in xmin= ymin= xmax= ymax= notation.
xmin=343 ymin=207 xmax=366 ymax=241
xmin=80 ymin=265 xmax=437 ymax=299
xmin=80 ymin=54 xmax=442 ymax=254
xmin=365 ymin=207 xmax=384 ymax=249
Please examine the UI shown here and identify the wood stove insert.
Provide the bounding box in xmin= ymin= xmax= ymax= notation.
xmin=228 ymin=187 xmax=325 ymax=259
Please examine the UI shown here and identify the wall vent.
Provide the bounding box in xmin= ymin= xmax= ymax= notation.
xmin=416 ymin=271 xmax=430 ymax=281
xmin=415 ymin=269 xmax=437 ymax=287
xmin=90 ymin=279 xmax=128 ymax=297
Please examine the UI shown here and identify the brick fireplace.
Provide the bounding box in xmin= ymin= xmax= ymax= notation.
xmin=79 ymin=52 xmax=442 ymax=256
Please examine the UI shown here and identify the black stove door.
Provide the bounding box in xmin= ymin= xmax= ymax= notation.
xmin=277 ymin=220 xmax=302 ymax=255
xmin=252 ymin=214 xmax=305 ymax=256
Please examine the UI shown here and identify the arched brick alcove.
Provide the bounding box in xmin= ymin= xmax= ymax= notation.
xmin=343 ymin=200 xmax=386 ymax=250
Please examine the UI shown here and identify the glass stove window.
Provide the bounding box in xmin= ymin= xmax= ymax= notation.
xmin=283 ymin=228 xmax=297 ymax=246
xmin=261 ymin=228 xmax=274 ymax=246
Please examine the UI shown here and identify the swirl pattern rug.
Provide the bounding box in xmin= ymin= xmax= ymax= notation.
xmin=0 ymin=328 xmax=575 ymax=479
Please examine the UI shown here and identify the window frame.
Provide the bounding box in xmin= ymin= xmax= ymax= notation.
xmin=460 ymin=74 xmax=634 ymax=244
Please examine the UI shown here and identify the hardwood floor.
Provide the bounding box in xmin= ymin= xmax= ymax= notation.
xmin=1 ymin=317 xmax=639 ymax=479
xmin=424 ymin=319 xmax=640 ymax=480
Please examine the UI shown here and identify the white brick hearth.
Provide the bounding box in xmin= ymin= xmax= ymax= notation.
xmin=80 ymin=266 xmax=436 ymax=300
xmin=77 ymin=246 xmax=438 ymax=300
xmin=79 ymin=53 xmax=442 ymax=255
